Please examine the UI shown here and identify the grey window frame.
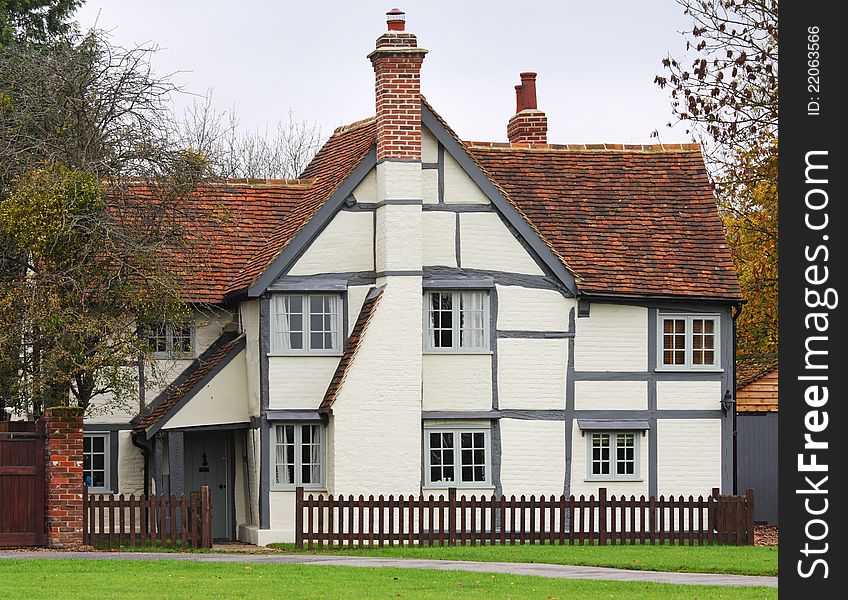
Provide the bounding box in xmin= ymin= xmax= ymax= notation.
xmin=148 ymin=319 xmax=195 ymax=359
xmin=585 ymin=431 xmax=642 ymax=482
xmin=656 ymin=313 xmax=722 ymax=372
xmin=423 ymin=424 xmax=492 ymax=488
xmin=270 ymin=422 xmax=326 ymax=491
xmin=83 ymin=432 xmax=111 ymax=493
xmin=270 ymin=293 xmax=343 ymax=356
xmin=423 ymin=290 xmax=491 ymax=354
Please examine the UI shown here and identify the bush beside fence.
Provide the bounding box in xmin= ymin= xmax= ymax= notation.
xmin=295 ymin=487 xmax=754 ymax=549
xmin=83 ymin=486 xmax=212 ymax=549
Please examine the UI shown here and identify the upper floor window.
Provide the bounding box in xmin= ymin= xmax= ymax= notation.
xmin=658 ymin=314 xmax=720 ymax=370
xmin=147 ymin=320 xmax=193 ymax=358
xmin=424 ymin=290 xmax=490 ymax=353
xmin=271 ymin=294 xmax=342 ymax=355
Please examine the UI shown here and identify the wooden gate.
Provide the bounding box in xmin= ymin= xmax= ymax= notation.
xmin=0 ymin=421 xmax=45 ymax=547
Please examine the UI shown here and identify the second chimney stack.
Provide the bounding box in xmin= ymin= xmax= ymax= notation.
xmin=508 ymin=72 xmax=548 ymax=145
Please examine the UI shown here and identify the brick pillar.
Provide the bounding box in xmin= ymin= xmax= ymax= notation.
xmin=44 ymin=406 xmax=84 ymax=548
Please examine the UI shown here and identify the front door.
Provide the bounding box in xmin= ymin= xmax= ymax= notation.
xmin=184 ymin=431 xmax=232 ymax=540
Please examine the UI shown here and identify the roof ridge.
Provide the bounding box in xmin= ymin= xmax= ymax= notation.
xmin=464 ymin=141 xmax=703 ymax=152
xmin=334 ymin=116 xmax=377 ymax=135
xmin=206 ymin=177 xmax=317 ymax=187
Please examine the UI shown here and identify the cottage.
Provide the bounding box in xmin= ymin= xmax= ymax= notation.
xmin=83 ymin=10 xmax=742 ymax=544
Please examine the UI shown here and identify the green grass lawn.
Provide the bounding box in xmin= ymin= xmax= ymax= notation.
xmin=267 ymin=543 xmax=777 ymax=576
xmin=0 ymin=559 xmax=775 ymax=599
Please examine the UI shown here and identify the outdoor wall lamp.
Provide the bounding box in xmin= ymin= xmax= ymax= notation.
xmin=721 ymin=390 xmax=735 ymax=414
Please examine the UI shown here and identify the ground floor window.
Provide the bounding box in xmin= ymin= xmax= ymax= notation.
xmin=424 ymin=425 xmax=491 ymax=487
xmin=272 ymin=423 xmax=324 ymax=489
xmin=83 ymin=433 xmax=111 ymax=492
xmin=587 ymin=431 xmax=640 ymax=481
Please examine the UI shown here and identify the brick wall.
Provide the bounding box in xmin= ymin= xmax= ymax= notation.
xmin=44 ymin=406 xmax=84 ymax=548
xmin=507 ymin=110 xmax=549 ymax=145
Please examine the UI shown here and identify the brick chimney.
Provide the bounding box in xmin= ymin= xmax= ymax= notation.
xmin=507 ymin=72 xmax=548 ymax=144
xmin=368 ymin=9 xmax=428 ymax=161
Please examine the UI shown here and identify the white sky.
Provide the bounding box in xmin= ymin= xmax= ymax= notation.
xmin=75 ymin=1 xmax=696 ymax=145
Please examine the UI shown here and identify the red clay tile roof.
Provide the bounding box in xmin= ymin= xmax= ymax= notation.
xmin=319 ymin=287 xmax=384 ymax=414
xmin=132 ymin=332 xmax=245 ymax=433
xmin=736 ymin=354 xmax=778 ymax=389
xmin=466 ymin=143 xmax=742 ymax=300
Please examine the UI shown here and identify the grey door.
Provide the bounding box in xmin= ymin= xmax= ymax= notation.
xmin=184 ymin=431 xmax=232 ymax=539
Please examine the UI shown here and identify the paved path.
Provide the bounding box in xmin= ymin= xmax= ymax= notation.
xmin=0 ymin=551 xmax=777 ymax=588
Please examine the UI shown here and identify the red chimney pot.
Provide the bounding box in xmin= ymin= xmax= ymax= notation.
xmin=519 ymin=72 xmax=538 ymax=110
xmin=386 ymin=8 xmax=406 ymax=31
xmin=514 ymin=85 xmax=524 ymax=113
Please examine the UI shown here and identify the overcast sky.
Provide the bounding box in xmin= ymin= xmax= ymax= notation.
xmin=74 ymin=1 xmax=696 ymax=145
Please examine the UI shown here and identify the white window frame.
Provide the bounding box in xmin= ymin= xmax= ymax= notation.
xmin=423 ymin=424 xmax=492 ymax=488
xmin=656 ymin=313 xmax=721 ymax=371
xmin=423 ymin=290 xmax=491 ymax=354
xmin=270 ymin=422 xmax=326 ymax=490
xmin=270 ymin=294 xmax=343 ymax=356
xmin=83 ymin=432 xmax=111 ymax=493
xmin=148 ymin=319 xmax=195 ymax=359
xmin=585 ymin=431 xmax=642 ymax=482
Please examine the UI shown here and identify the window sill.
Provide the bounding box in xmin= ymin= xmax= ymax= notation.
xmin=654 ymin=368 xmax=723 ymax=374
xmin=584 ymin=478 xmax=644 ymax=483
xmin=423 ymin=485 xmax=494 ymax=491
xmin=423 ymin=351 xmax=494 ymax=356
xmin=270 ymin=487 xmax=327 ymax=493
xmin=267 ymin=353 xmax=343 ymax=358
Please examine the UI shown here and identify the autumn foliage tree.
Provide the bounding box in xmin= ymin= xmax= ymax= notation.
xmin=656 ymin=0 xmax=778 ymax=355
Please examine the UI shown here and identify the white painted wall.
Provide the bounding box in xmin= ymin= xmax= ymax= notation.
xmin=232 ymin=431 xmax=247 ymax=528
xmin=422 ymin=127 xmax=439 ymax=163
xmin=443 ymin=152 xmax=489 ymax=204
xmin=496 ymin=285 xmax=571 ymax=331
xmin=331 ymin=276 xmax=422 ymax=495
xmin=376 ymin=161 xmax=421 ymax=201
xmin=422 ymin=211 xmax=456 ymax=267
xmin=460 ymin=213 xmax=545 ymax=275
xmin=500 ymin=419 xmax=565 ymax=496
xmin=656 ymin=380 xmax=722 ymax=411
xmin=574 ymin=380 xmax=648 ymax=411
xmin=162 ymin=350 xmax=249 ymax=429
xmin=422 ymin=168 xmax=439 ymax=204
xmin=422 ymin=355 xmax=492 ymax=411
xmin=497 ymin=338 xmax=567 ymax=410
xmin=267 ymin=356 xmax=340 ymax=410
xmin=656 ymin=419 xmax=722 ymax=496
xmin=352 ymin=167 xmax=376 ymax=204
xmin=117 ymin=430 xmax=145 ymax=495
xmin=347 ymin=285 xmax=371 ymax=335
xmin=574 ymin=305 xmax=648 ymax=372
xmin=569 ymin=422 xmax=649 ymax=498
xmin=267 ymin=490 xmax=297 ymax=543
xmin=376 ymin=204 xmax=422 ymax=272
xmin=287 ymin=211 xmax=374 ymax=275
xmin=240 ymin=300 xmax=261 ymax=418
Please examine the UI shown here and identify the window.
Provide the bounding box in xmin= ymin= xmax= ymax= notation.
xmin=424 ymin=291 xmax=489 ymax=352
xmin=83 ymin=433 xmax=110 ymax=492
xmin=271 ymin=294 xmax=341 ymax=354
xmin=587 ymin=432 xmax=640 ymax=481
xmin=147 ymin=320 xmax=193 ymax=358
xmin=658 ymin=314 xmax=720 ymax=370
xmin=272 ymin=423 xmax=324 ymax=488
xmin=424 ymin=426 xmax=491 ymax=487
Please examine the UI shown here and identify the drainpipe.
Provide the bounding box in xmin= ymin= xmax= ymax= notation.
xmin=131 ymin=431 xmax=151 ymax=497
xmin=731 ymin=303 xmax=743 ymax=495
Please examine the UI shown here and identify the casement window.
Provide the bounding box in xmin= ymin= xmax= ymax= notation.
xmin=424 ymin=291 xmax=490 ymax=352
xmin=147 ymin=320 xmax=194 ymax=358
xmin=272 ymin=423 xmax=324 ymax=489
xmin=424 ymin=426 xmax=491 ymax=487
xmin=587 ymin=432 xmax=640 ymax=481
xmin=658 ymin=314 xmax=720 ymax=370
xmin=271 ymin=294 xmax=342 ymax=355
xmin=83 ymin=433 xmax=110 ymax=492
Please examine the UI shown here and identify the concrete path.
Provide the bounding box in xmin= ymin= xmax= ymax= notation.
xmin=0 ymin=551 xmax=777 ymax=588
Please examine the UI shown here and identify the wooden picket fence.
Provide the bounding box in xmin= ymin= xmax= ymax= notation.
xmin=295 ymin=487 xmax=754 ymax=549
xmin=83 ymin=486 xmax=213 ymax=549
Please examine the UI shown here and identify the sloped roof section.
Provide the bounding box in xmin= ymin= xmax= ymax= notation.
xmin=132 ymin=331 xmax=245 ymax=434
xmin=737 ymin=354 xmax=778 ymax=389
xmin=466 ymin=143 xmax=742 ymax=300
xmin=319 ymin=286 xmax=384 ymax=414
xmin=736 ymin=354 xmax=778 ymax=412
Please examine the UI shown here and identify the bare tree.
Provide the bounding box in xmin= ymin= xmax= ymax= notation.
xmin=179 ymin=93 xmax=323 ymax=180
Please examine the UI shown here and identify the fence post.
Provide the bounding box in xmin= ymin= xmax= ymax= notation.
xmin=598 ymin=488 xmax=607 ymax=546
xmin=295 ymin=486 xmax=305 ymax=550
xmin=200 ymin=486 xmax=212 ymax=549
xmin=448 ymin=487 xmax=456 ymax=546
xmin=745 ymin=488 xmax=755 ymax=545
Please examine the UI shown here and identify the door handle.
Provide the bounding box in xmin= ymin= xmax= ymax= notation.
xmin=218 ymin=484 xmax=226 ymax=490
